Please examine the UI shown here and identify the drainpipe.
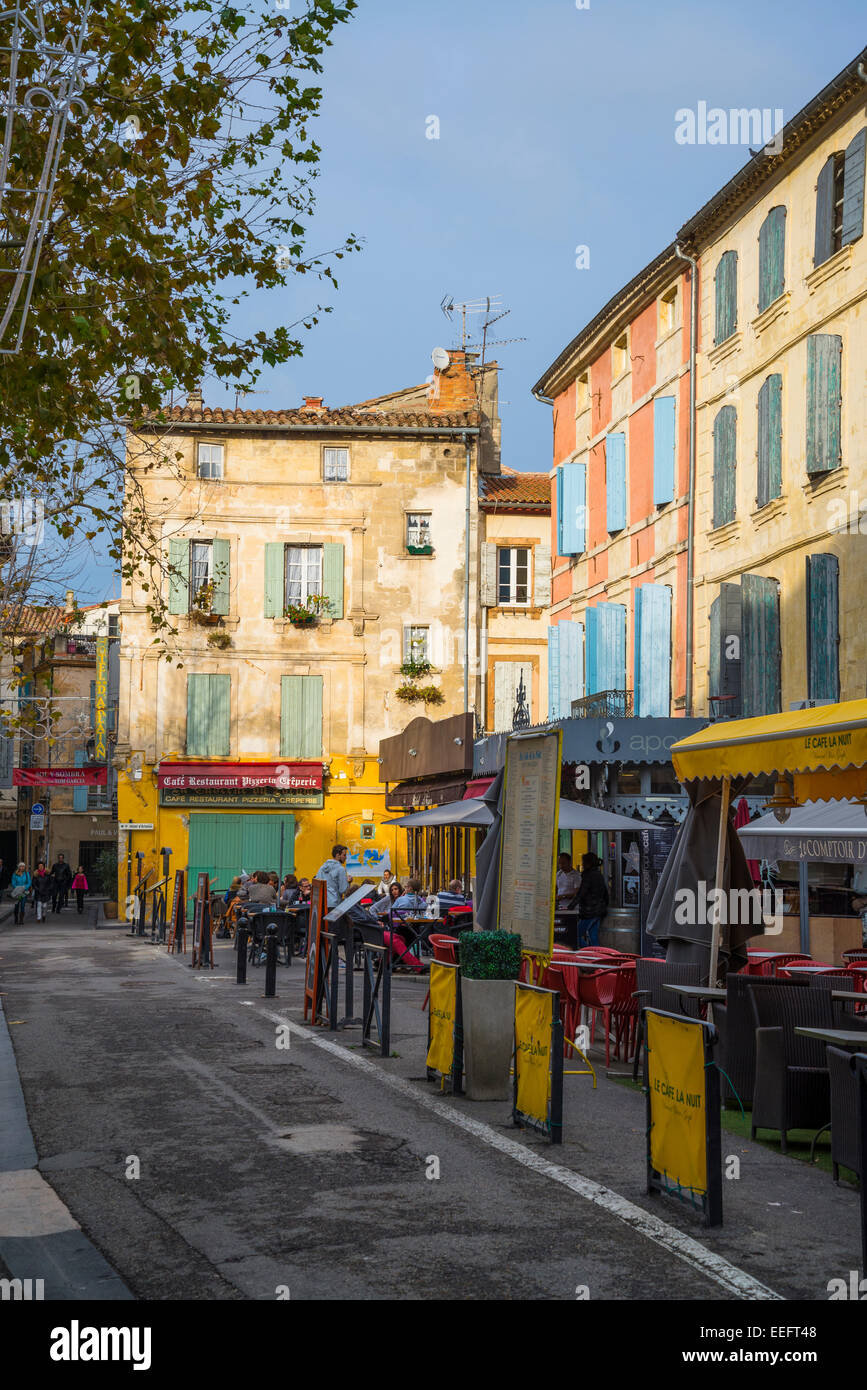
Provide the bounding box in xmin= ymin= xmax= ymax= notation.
xmin=674 ymin=242 xmax=698 ymax=718
xmin=464 ymin=433 xmax=472 ymax=714
xmin=480 ymin=605 xmax=488 ymax=732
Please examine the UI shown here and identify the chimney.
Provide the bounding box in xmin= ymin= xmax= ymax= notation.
xmin=427 ymin=349 xmax=477 ymax=414
xmin=302 ymin=396 xmax=325 ymax=412
xmin=186 ymin=386 xmax=203 ymax=411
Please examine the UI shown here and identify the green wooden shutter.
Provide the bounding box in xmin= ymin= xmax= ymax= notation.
xmin=742 ymin=574 xmax=780 ymax=717
xmin=806 ymin=554 xmax=840 ymax=702
xmin=814 ymin=155 xmax=836 ymax=266
xmin=708 ymin=583 xmax=742 ymax=717
xmin=714 ymin=251 xmax=737 ymax=344
xmin=841 ymin=128 xmax=866 ymax=248
xmin=208 ymin=674 xmax=230 ymax=757
xmin=708 ymin=595 xmax=721 ymax=712
xmin=281 ymin=675 xmax=323 ymax=758
xmin=264 ymin=543 xmax=285 ymax=618
xmin=713 ymin=406 xmax=737 ymax=527
xmin=187 ymin=674 xmax=230 ymax=757
xmin=168 ymin=538 xmax=190 ymax=614
xmin=756 ymin=374 xmax=782 ymax=508
xmin=211 ymin=539 xmax=230 ymax=616
xmin=322 ymin=542 xmax=344 ymax=619
xmin=806 ymin=334 xmax=842 ymax=475
xmin=758 ymin=206 xmax=786 ymax=312
xmin=73 ymin=747 xmax=87 ymax=812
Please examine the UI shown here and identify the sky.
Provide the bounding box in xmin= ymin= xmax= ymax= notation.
xmin=76 ymin=0 xmax=867 ymax=599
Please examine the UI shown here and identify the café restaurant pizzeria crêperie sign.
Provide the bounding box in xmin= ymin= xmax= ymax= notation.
xmin=157 ymin=761 xmax=323 ymax=808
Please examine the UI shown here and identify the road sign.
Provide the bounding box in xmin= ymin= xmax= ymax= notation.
xmin=31 ymin=802 xmax=45 ymax=816
xmin=30 ymin=812 xmax=44 ymax=831
xmin=119 ymin=822 xmax=154 ymax=831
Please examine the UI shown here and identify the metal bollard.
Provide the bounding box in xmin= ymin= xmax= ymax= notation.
xmin=264 ymin=925 xmax=277 ymax=998
xmin=236 ymin=925 xmax=249 ymax=984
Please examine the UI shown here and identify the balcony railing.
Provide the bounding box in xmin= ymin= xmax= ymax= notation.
xmin=570 ymin=689 xmax=633 ymax=719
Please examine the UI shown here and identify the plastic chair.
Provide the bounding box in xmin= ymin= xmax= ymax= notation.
xmin=842 ymin=948 xmax=867 ymax=965
xmin=428 ymin=933 xmax=459 ymax=965
xmin=577 ymin=966 xmax=620 ymax=1066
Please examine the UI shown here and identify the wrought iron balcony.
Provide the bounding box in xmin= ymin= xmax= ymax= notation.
xmin=570 ymin=689 xmax=633 ymax=719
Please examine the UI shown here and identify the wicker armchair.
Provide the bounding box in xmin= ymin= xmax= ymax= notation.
xmin=715 ymin=974 xmax=808 ymax=1108
xmin=809 ymin=972 xmax=867 ymax=1027
xmin=749 ymin=984 xmax=834 ymax=1152
xmin=827 ymin=1046 xmax=861 ymax=1184
xmin=632 ymin=960 xmax=703 ymax=1079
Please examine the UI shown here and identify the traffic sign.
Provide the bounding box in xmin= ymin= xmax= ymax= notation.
xmin=119 ymin=822 xmax=154 ymax=831
xmin=31 ymin=802 xmax=45 ymax=816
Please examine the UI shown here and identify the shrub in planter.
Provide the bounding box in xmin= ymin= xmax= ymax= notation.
xmin=458 ymin=930 xmax=523 ymax=1101
xmin=207 ymin=629 xmax=231 ymax=649
xmin=399 ymin=658 xmax=432 ymax=679
xmin=458 ymin=930 xmax=522 ymax=980
xmin=395 ymin=682 xmax=422 ymax=702
xmin=418 ymin=684 xmax=444 ymax=705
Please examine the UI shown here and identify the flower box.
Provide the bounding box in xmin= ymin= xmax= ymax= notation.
xmin=407 ymin=544 xmax=434 ymax=556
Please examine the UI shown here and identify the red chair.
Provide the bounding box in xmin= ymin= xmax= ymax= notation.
xmin=844 ymin=964 xmax=867 ymax=993
xmin=421 ymin=934 xmax=460 ymax=1011
xmin=842 ymin=948 xmax=867 ymax=964
xmin=540 ymin=964 xmax=580 ymax=1056
xmin=610 ymin=964 xmax=639 ymax=1063
xmin=577 ymin=966 xmax=620 ymax=1066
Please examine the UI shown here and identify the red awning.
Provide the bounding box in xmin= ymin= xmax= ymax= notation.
xmin=463 ymin=777 xmax=494 ymax=800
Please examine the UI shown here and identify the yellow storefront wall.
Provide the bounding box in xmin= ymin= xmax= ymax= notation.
xmin=116 ymin=753 xmax=410 ymax=903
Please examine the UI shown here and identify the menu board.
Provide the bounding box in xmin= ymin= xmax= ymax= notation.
xmin=498 ymin=729 xmax=562 ymax=955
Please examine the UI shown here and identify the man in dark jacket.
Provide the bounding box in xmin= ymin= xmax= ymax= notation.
xmin=577 ymin=853 xmax=609 ymax=948
xmin=50 ymin=853 xmax=73 ymax=912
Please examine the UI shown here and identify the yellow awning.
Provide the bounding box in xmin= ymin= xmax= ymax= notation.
xmin=671 ymin=700 xmax=867 ymax=795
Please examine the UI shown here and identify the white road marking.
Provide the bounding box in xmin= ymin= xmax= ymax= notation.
xmin=253 ymin=1008 xmax=782 ymax=1302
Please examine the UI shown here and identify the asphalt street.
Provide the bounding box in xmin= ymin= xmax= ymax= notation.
xmin=0 ymin=914 xmax=862 ymax=1301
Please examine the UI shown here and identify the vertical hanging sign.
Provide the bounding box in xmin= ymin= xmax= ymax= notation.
xmin=94 ymin=636 xmax=109 ymax=761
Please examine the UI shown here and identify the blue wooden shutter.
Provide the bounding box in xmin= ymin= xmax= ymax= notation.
xmin=73 ymin=748 xmax=87 ymax=811
xmin=653 ymin=397 xmax=676 ymax=506
xmin=585 ymin=603 xmax=626 ymax=695
xmin=814 ymin=155 xmax=836 ymax=266
xmin=758 ymin=206 xmax=786 ymax=311
xmin=605 ymin=433 xmax=626 ymax=532
xmin=714 ymin=251 xmax=737 ymax=344
xmin=841 ymin=128 xmax=866 ymax=248
xmin=281 ymin=675 xmax=323 ymax=758
xmin=559 ymin=620 xmax=584 ymax=717
xmin=756 ymin=374 xmax=782 ymax=508
xmin=634 ymin=585 xmax=671 ymax=717
xmin=806 ymin=554 xmax=840 ymax=701
xmin=168 ymin=538 xmax=190 ymax=614
xmin=547 ymin=624 xmax=560 ymax=719
xmin=742 ymin=574 xmax=780 ymax=717
xmin=264 ymin=542 xmax=285 ymax=617
xmin=322 ymin=543 xmax=344 ymax=619
xmin=806 ymin=334 xmax=842 ymax=475
xmin=211 ymin=539 xmax=230 ymax=616
xmin=712 ymin=405 xmax=737 ymax=527
xmin=556 ymin=463 xmax=586 ymax=555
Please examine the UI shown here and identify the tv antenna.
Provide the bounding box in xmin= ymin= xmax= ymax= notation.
xmin=441 ymin=294 xmax=503 ymax=350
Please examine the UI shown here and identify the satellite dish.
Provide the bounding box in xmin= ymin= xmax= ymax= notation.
xmin=431 ymin=347 xmax=450 ymax=370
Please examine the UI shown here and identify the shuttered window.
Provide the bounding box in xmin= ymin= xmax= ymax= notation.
xmin=653 ymin=396 xmax=676 ymax=506
xmin=186 ymin=674 xmax=231 ymax=757
xmin=714 ymin=250 xmax=737 ymax=344
xmin=712 ymin=406 xmax=737 ymax=527
xmin=548 ymin=620 xmax=584 ymax=720
xmin=741 ymin=574 xmax=780 ymax=718
xmin=806 ymin=334 xmax=842 ymax=475
xmin=815 ymin=130 xmax=865 ymax=265
xmin=556 ymin=463 xmax=586 ymax=555
xmin=806 ymin=554 xmax=840 ymax=702
xmin=758 ymin=206 xmax=786 ymax=311
xmin=264 ymin=541 xmax=344 ymax=617
xmin=708 ymin=582 xmax=742 ymax=718
xmin=634 ymin=585 xmax=671 ymax=717
xmin=493 ymin=661 xmax=530 ymax=732
xmin=756 ymin=374 xmax=782 ymax=508
xmin=842 ymin=128 xmax=866 ymax=247
xmin=497 ymin=548 xmax=530 ymax=605
xmin=168 ymin=538 xmax=229 ymax=615
xmin=480 ymin=542 xmax=497 ymax=607
xmin=605 ymin=433 xmax=627 ymax=532
xmin=585 ymin=603 xmax=626 ymax=695
xmin=533 ymin=547 xmax=551 ymax=607
xmin=280 ymin=675 xmax=323 ymax=758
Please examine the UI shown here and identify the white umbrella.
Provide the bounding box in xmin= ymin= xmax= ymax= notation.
xmin=386 ymin=798 xmax=646 ymax=831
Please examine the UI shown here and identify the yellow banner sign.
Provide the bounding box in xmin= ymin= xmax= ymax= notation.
xmin=647 ymin=1011 xmax=707 ymax=1195
xmin=515 ymin=985 xmax=552 ymax=1126
xmin=426 ymin=962 xmax=457 ymax=1076
xmin=94 ymin=636 xmax=109 ymax=762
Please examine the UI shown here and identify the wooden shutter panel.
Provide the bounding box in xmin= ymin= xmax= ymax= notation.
xmin=652 ymin=397 xmax=676 ymax=505
xmin=806 ymin=554 xmax=840 ymax=701
xmin=211 ymin=539 xmax=230 ymax=616
xmin=806 ymin=334 xmax=842 ymax=475
xmin=758 ymin=206 xmax=786 ymax=312
xmin=708 ymin=582 xmax=742 ymax=717
xmin=742 ymin=574 xmax=780 ymax=717
xmin=533 ymin=546 xmax=552 ymax=607
xmin=493 ymin=662 xmax=524 ymax=731
xmin=560 ymin=620 xmax=584 ymax=715
xmin=606 ymin=433 xmax=627 ymax=532
xmin=713 ymin=406 xmax=737 ymax=527
xmin=168 ymin=538 xmax=190 ymax=614
xmin=714 ymin=251 xmax=737 ymax=344
xmin=207 ymin=674 xmax=231 ymax=757
xmin=841 ymin=128 xmax=866 ymax=248
xmin=756 ymin=374 xmax=782 ymax=508
xmin=281 ymin=675 xmax=323 ymax=758
xmin=73 ymin=747 xmax=87 ymax=812
xmin=814 ymin=155 xmax=836 ymax=266
xmin=708 ymin=594 xmax=721 ymax=711
xmin=264 ymin=542 xmax=285 ymax=618
xmin=586 ymin=603 xmax=625 ymax=694
xmin=557 ymin=463 xmax=586 ymax=555
xmin=322 ymin=542 xmax=344 ymax=619
xmin=634 ymin=584 xmax=671 ymax=718
xmin=480 ymin=543 xmax=498 ymax=607
xmin=547 ymin=625 xmax=560 ymax=720
xmin=0 ymin=724 xmax=12 ymax=788
xmin=186 ymin=675 xmax=209 ymax=756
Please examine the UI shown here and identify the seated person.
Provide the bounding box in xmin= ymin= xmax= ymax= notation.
xmin=297 ymin=878 xmax=312 ymax=903
xmin=238 ymin=871 xmax=277 ymax=906
xmin=369 ymin=879 xmax=402 ymax=919
xmin=279 ymin=874 xmax=300 ymax=906
xmin=367 ymin=881 xmax=425 ymax=973
xmin=375 ymin=868 xmax=394 ymax=898
xmin=224 ymin=876 xmax=243 ymax=906
xmin=391 ymin=878 xmax=427 ymax=915
xmin=436 ymin=878 xmax=470 ymax=912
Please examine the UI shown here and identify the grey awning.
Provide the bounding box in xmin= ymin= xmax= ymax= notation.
xmin=737 ymin=799 xmax=867 ymax=865
xmin=386 ymin=798 xmax=648 ymax=832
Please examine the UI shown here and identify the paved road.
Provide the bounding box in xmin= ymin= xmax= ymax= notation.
xmin=0 ymin=918 xmax=860 ymax=1301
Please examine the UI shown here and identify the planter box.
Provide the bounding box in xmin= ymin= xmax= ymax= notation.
xmin=191 ymin=610 xmax=220 ymax=626
xmin=104 ymin=901 xmax=118 ymax=918
xmin=461 ymin=976 xmax=516 ymax=1101
xmin=407 ymin=545 xmax=433 ymax=556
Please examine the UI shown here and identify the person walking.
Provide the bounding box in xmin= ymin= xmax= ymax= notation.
xmin=11 ymin=862 xmax=31 ymax=923
xmin=71 ymin=866 xmax=89 ymax=914
xmin=32 ymin=861 xmax=52 ymax=921
xmin=576 ymin=852 xmax=609 ymax=949
xmin=50 ymin=853 xmax=73 ymax=913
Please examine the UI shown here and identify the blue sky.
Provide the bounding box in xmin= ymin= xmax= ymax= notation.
xmin=79 ymin=0 xmax=867 ymax=599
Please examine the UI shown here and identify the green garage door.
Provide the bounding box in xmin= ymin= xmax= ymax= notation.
xmin=187 ymin=814 xmax=295 ymax=900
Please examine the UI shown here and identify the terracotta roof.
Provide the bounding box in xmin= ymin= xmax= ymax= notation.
xmin=1 ymin=605 xmax=70 ymax=636
xmin=134 ymin=404 xmax=480 ymax=430
xmin=479 ymin=471 xmax=551 ymax=511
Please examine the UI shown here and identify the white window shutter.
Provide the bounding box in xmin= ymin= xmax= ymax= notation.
xmin=493 ymin=661 xmax=526 ymax=732
xmin=480 ymin=542 xmax=497 ymax=607
xmin=533 ymin=546 xmax=551 ymax=607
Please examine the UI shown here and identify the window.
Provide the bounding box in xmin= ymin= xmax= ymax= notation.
xmin=756 ymin=374 xmax=782 ymax=507
xmin=403 ymin=626 xmax=430 ymax=664
xmin=658 ymin=285 xmax=678 ymax=336
xmin=285 ymin=545 xmax=323 ymax=608
xmin=107 ymin=613 xmax=119 ymax=638
xmin=576 ymin=371 xmax=590 ymax=411
xmin=406 ymin=513 xmax=432 ymax=550
xmin=497 ymin=547 xmax=530 ymax=605
xmin=714 ymin=251 xmax=738 ymax=344
xmin=190 ymin=541 xmax=213 ymax=605
xmin=712 ymin=405 xmax=737 ymax=527
xmin=197 ymin=443 xmax=223 ymax=479
xmin=612 ymin=332 xmax=629 ymax=378
xmin=806 ymin=334 xmax=842 ymax=475
xmin=758 ymin=206 xmax=786 ymax=311
xmin=323 ymin=447 xmax=349 ymax=481
xmin=87 ymin=780 xmax=110 ymax=810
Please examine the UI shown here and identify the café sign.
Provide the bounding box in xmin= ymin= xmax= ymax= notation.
xmin=157 ymin=760 xmax=323 ymax=809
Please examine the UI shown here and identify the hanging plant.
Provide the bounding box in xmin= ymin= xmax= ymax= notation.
xmin=285 ymin=594 xmax=331 ymax=627
xmin=395 ymin=683 xmax=423 ymax=703
xmin=418 ymin=685 xmax=444 ymax=705
xmin=399 ymin=658 xmax=433 ymax=678
xmin=206 ymin=630 xmax=231 ymax=649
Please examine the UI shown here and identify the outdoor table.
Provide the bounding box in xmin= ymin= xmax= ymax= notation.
xmin=832 ymin=990 xmax=864 ymax=1002
xmin=662 ymin=983 xmax=726 ymax=1003
xmin=390 ymin=916 xmax=438 ymax=966
xmin=782 ymin=965 xmax=836 ymax=975
xmin=794 ymin=1027 xmax=867 ymax=1051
